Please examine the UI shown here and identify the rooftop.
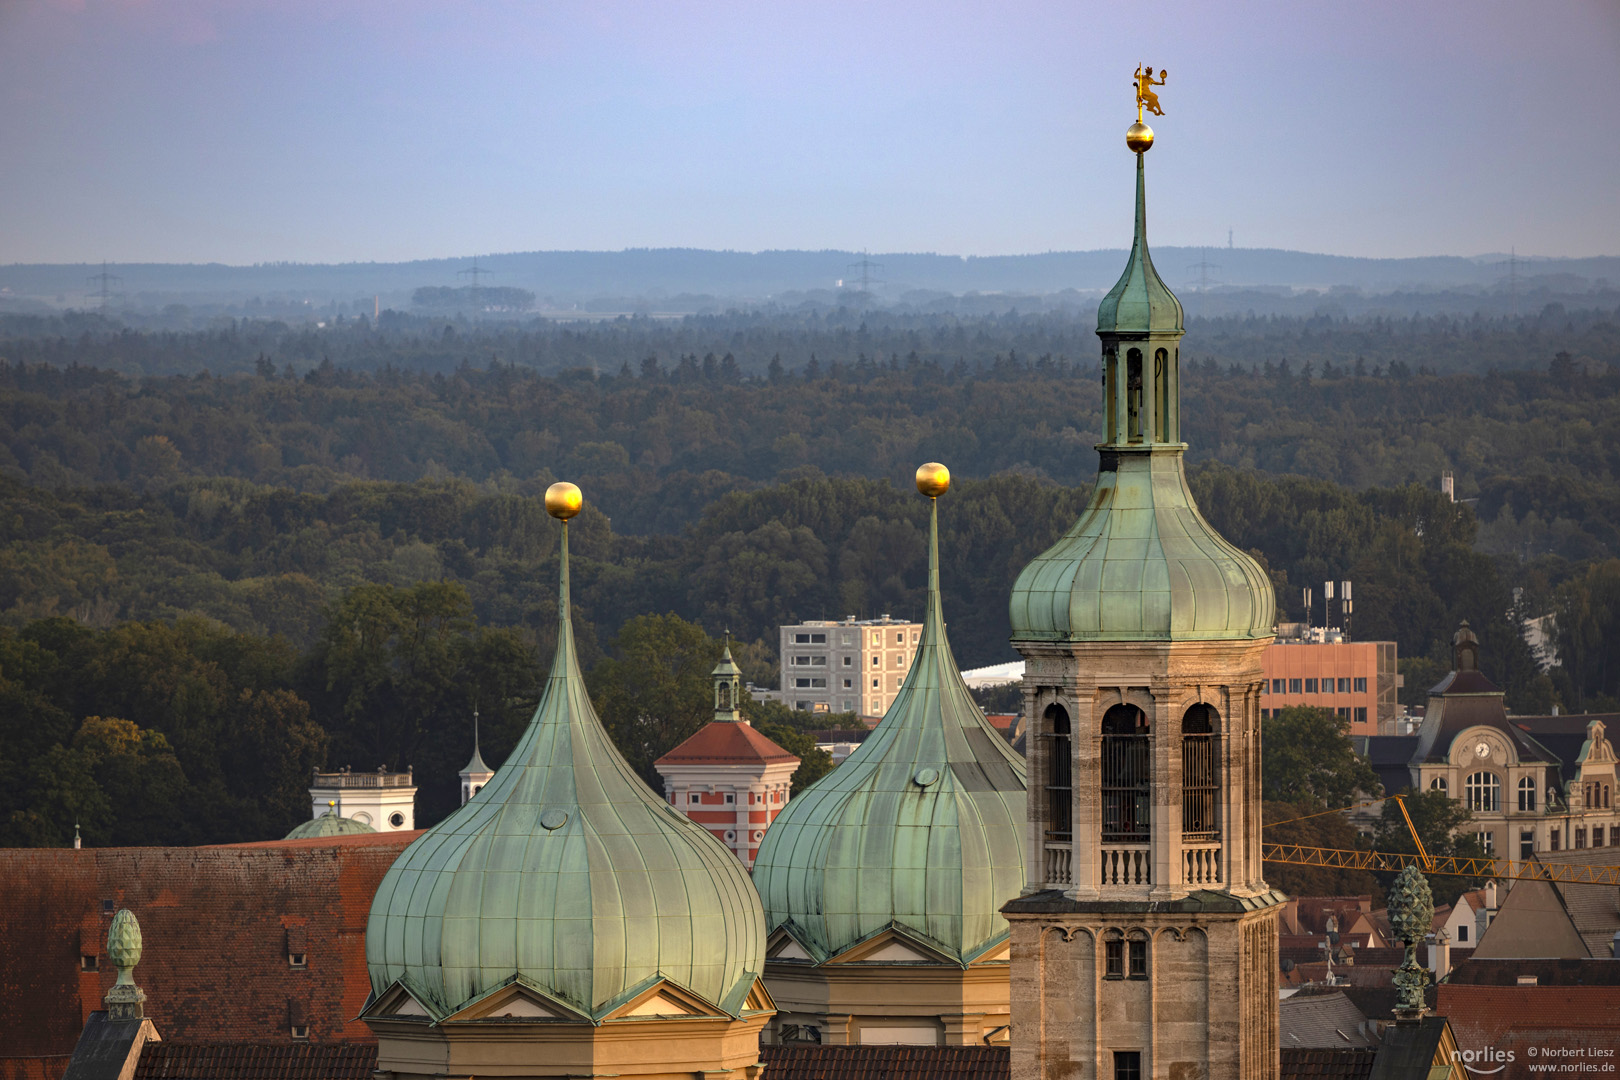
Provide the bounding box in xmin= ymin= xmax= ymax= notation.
xmin=760 ymin=1045 xmax=1009 ymax=1080
xmin=656 ymin=719 xmax=801 ymax=767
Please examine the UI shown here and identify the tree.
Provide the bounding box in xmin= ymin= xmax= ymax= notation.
xmin=1262 ymin=801 xmax=1381 ymax=901
xmin=1262 ymin=706 xmax=1381 ymax=809
xmin=586 ymin=613 xmax=721 ymax=788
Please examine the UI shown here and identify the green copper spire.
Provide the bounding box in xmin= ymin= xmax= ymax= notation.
xmin=1096 ymin=154 xmax=1184 ymax=336
xmin=753 ymin=465 xmax=1027 ymax=965
xmin=1010 ymin=140 xmax=1274 ymax=642
xmin=367 ymin=489 xmax=766 ymax=1021
xmin=712 ymin=641 xmax=744 ymax=724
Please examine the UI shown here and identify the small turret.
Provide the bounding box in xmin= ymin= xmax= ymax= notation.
xmin=458 ymin=708 xmax=494 ymax=805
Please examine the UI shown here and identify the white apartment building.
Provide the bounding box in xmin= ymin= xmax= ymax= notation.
xmin=778 ymin=615 xmax=921 ymax=718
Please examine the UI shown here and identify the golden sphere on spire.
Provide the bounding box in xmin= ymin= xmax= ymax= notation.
xmin=1126 ymin=122 xmax=1155 ymax=153
xmin=545 ymin=481 xmax=583 ymax=520
xmin=915 ymin=462 xmax=951 ymax=498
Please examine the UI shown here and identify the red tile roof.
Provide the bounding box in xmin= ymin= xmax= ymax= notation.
xmin=0 ymin=836 xmax=412 ymax=1078
xmin=656 ymin=721 xmax=800 ymax=766
xmin=134 ymin=1042 xmax=378 ymax=1080
xmin=760 ymin=1046 xmax=1008 ymax=1080
xmin=1439 ymin=984 xmax=1620 ymax=1064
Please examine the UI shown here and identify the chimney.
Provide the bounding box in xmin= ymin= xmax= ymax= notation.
xmin=1429 ymin=929 xmax=1452 ymax=981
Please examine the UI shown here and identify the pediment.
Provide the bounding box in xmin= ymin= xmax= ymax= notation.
xmin=443 ymin=979 xmax=589 ymax=1024
xmin=768 ymin=934 xmax=816 ymax=962
xmin=603 ymin=979 xmax=722 ymax=1021
xmin=827 ymin=928 xmax=954 ymax=965
xmin=743 ymin=978 xmax=777 ymax=1014
xmin=364 ymin=981 xmax=436 ymax=1021
xmin=972 ymin=940 xmax=1011 ymax=964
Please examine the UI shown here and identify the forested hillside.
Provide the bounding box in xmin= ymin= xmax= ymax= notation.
xmin=2 ymin=312 xmax=1619 ymax=848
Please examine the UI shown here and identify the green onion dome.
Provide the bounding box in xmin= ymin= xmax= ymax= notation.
xmin=365 ymin=497 xmax=766 ymax=1021
xmin=752 ymin=473 xmax=1027 ymax=964
xmin=286 ymin=805 xmax=376 ymax=839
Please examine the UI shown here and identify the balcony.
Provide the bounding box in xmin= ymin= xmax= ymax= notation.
xmin=1099 ymin=844 xmax=1151 ymax=886
xmin=311 ymin=766 xmax=414 ymax=789
xmin=1182 ymin=842 xmax=1222 ymax=886
xmin=1043 ymin=842 xmax=1074 ymax=888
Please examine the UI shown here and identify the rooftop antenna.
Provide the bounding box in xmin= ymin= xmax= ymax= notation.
xmin=458 ymin=256 xmax=492 ymax=316
xmin=845 ymin=251 xmax=883 ymax=301
xmin=86 ymin=262 xmax=122 ymax=309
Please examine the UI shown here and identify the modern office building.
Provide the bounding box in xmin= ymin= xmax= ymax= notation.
xmin=1261 ymin=639 xmax=1399 ymax=735
xmin=778 ymin=615 xmax=921 ymax=717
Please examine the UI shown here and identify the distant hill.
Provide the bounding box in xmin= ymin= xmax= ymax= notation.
xmin=3 ymin=248 xmax=1617 ymax=314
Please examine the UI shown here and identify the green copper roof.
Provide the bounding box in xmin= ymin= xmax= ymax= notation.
xmin=752 ymin=494 xmax=1027 ymax=965
xmin=286 ymin=807 xmax=377 ymax=839
xmin=1009 ymin=450 xmax=1274 ymax=641
xmin=366 ymin=520 xmax=766 ymax=1021
xmin=1097 ymin=153 xmax=1183 ymax=336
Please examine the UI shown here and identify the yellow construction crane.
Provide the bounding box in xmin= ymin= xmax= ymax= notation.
xmin=1262 ymin=795 xmax=1620 ymax=886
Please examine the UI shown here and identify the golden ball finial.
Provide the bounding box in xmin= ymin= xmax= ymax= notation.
xmin=545 ymin=481 xmax=583 ymax=520
xmin=1126 ymin=121 xmax=1155 ymax=153
xmin=915 ymin=462 xmax=950 ymax=498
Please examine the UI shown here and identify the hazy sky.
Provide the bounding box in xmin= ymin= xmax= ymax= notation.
xmin=2 ymin=0 xmax=1617 ymax=264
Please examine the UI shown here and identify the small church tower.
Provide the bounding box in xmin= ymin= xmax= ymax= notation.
xmin=458 ymin=709 xmax=494 ymax=806
xmin=1003 ymin=86 xmax=1283 ymax=1080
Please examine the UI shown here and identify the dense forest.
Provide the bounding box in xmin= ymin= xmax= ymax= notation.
xmin=2 ymin=310 xmax=1618 ymax=849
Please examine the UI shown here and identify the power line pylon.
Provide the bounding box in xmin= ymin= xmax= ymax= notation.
xmin=86 ymin=262 xmax=122 ymax=309
xmin=845 ymin=252 xmax=883 ymax=298
xmin=458 ymin=256 xmax=492 ymax=315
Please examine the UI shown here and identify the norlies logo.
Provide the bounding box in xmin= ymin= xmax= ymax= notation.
xmin=1453 ymin=1047 xmax=1516 ymax=1075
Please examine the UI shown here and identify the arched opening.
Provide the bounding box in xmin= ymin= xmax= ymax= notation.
xmin=1126 ymin=349 xmax=1144 ymax=442
xmin=718 ymin=682 xmax=731 ymax=709
xmin=1181 ymin=704 xmax=1218 ymax=841
xmin=1101 ymin=704 xmax=1150 ymax=842
xmin=1046 ymin=703 xmax=1072 ymax=840
xmin=1104 ymin=348 xmax=1118 ymax=439
xmin=1154 ymin=348 xmax=1169 ymax=442
xmin=1430 ymin=776 xmax=1447 ymax=794
xmin=1518 ymin=775 xmax=1536 ymax=812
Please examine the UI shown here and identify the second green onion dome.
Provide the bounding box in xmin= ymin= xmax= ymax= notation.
xmin=752 ymin=465 xmax=1028 ymax=964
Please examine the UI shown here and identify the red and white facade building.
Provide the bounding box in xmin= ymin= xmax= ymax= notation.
xmin=656 ymin=647 xmax=800 ymax=869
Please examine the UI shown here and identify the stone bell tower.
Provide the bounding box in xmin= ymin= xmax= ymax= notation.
xmin=1002 ymin=92 xmax=1283 ymax=1080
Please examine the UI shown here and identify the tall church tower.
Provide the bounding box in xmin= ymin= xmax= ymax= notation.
xmin=1002 ymin=92 xmax=1283 ymax=1080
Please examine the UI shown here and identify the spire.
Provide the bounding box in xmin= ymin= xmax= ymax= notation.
xmin=367 ymin=479 xmax=766 ymax=1021
xmin=461 ymin=707 xmax=490 ymax=777
xmin=752 ymin=462 xmax=1027 ymax=965
xmin=712 ymin=636 xmax=745 ymax=724
xmin=1096 ymin=151 xmax=1184 ymax=336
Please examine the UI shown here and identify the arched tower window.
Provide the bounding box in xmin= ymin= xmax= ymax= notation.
xmin=1101 ymin=704 xmax=1150 ymax=843
xmin=1181 ymin=704 xmax=1218 ymax=841
xmin=1126 ymin=349 xmax=1144 ymax=442
xmin=1430 ymin=777 xmax=1447 ymax=794
xmin=1046 ymin=704 xmax=1072 ymax=840
xmin=1104 ymin=348 xmax=1117 ymax=438
xmin=1465 ymin=772 xmax=1499 ymax=813
xmin=1518 ymin=776 xmax=1536 ymax=812
xmin=1154 ymin=348 xmax=1170 ymax=442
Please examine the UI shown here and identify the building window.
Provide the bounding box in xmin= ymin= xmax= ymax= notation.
xmin=1575 ymin=827 xmax=1586 ymax=849
xmin=1272 ymin=679 xmax=1285 ymax=694
xmin=1551 ymin=828 xmax=1560 ymax=851
xmin=1520 ymin=830 xmax=1534 ymax=861
xmin=81 ymin=954 xmax=98 ymax=972
xmin=1476 ymin=831 xmax=1494 ymax=855
xmin=690 ymin=793 xmax=700 ymax=804
xmin=1430 ymin=777 xmax=1447 ymax=794
xmin=289 ymin=953 xmax=307 ymax=968
xmin=1456 ymin=923 xmax=1468 ymax=943
xmin=1338 ymin=678 xmax=1351 ymax=693
xmin=795 ymin=701 xmax=810 ymax=710
xmin=893 ymin=676 xmax=902 ymax=689
xmin=811 ymin=678 xmax=826 ymax=688
xmin=1046 ymin=704 xmax=1072 ymax=840
xmin=842 ymin=699 xmax=854 ymax=710
xmin=1128 ymin=934 xmax=1148 ymax=978
xmin=1518 ymin=776 xmax=1536 ymax=812
xmin=1354 ymin=707 xmax=1367 ymax=726
xmin=794 ymin=678 xmax=811 ymax=688
xmin=1336 ymin=708 xmax=1350 ymax=719
xmin=1305 ymin=678 xmax=1318 ymax=693
xmin=102 ymin=899 xmax=115 ymax=914
xmin=895 ymin=632 xmax=904 ymax=644
xmin=1104 ymin=934 xmax=1124 ymax=978
xmin=388 ymin=812 xmax=405 ymax=828
xmin=291 ymin=1025 xmax=309 ymax=1040
xmin=842 ymin=656 xmax=852 ymax=666
xmin=1181 ymin=705 xmax=1218 ymax=841
xmin=1289 ymin=679 xmax=1302 ymax=693
xmin=871 ymin=656 xmax=879 ymax=667
xmin=872 ymin=678 xmax=879 ymax=688
xmin=1354 ymin=677 xmax=1367 ymax=692
xmin=1115 ymin=1051 xmax=1142 ymax=1080
xmin=1101 ymin=704 xmax=1150 ymax=843
xmin=1594 ymin=826 xmax=1605 ymax=848
xmin=725 ymin=793 xmax=735 ymax=804
xmin=1465 ymin=772 xmax=1499 ymax=812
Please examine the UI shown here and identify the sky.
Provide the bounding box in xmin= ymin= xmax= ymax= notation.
xmin=1 ymin=0 xmax=1617 ymax=265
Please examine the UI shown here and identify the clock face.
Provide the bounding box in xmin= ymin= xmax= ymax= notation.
xmin=1475 ymin=741 xmax=1491 ymax=758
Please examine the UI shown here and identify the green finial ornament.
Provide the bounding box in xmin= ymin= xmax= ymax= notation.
xmin=105 ymin=908 xmax=146 ymax=1020
xmin=1387 ymin=865 xmax=1434 ymax=1017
